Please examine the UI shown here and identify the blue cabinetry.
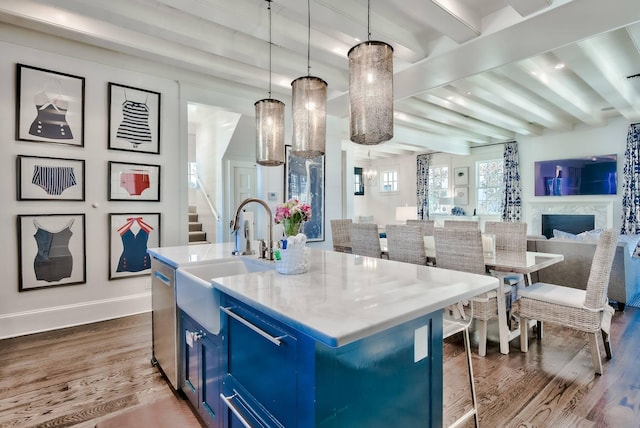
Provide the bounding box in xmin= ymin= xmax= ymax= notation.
xmin=180 ymin=311 xmax=223 ymax=428
xmin=219 ymin=294 xmax=444 ymax=427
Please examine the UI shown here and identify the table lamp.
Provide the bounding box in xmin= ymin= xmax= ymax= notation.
xmin=395 ymin=206 xmax=417 ymax=222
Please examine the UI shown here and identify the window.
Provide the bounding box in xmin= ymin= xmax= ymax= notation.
xmin=476 ymin=159 xmax=504 ymax=215
xmin=381 ymin=170 xmax=398 ymax=192
xmin=428 ymin=165 xmax=449 ymax=213
xmin=354 ymin=167 xmax=364 ymax=195
xmin=188 ymin=161 xmax=198 ymax=188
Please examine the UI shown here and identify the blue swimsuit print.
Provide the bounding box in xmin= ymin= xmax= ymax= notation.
xmin=33 ymin=219 xmax=74 ymax=282
xmin=116 ymin=217 xmax=153 ymax=273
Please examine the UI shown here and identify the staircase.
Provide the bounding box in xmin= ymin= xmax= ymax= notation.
xmin=188 ymin=205 xmax=208 ymax=244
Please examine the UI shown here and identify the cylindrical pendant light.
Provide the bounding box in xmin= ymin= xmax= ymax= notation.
xmin=291 ymin=76 xmax=327 ymax=158
xmin=348 ymin=0 xmax=393 ymax=145
xmin=256 ymin=0 xmax=284 ymax=166
xmin=291 ymin=0 xmax=327 ymax=158
xmin=255 ymin=98 xmax=285 ymax=165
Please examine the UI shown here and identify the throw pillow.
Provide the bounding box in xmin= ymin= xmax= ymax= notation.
xmin=552 ymin=229 xmax=579 ymax=240
xmin=617 ymin=234 xmax=640 ymax=257
xmin=584 ymin=228 xmax=604 ymax=243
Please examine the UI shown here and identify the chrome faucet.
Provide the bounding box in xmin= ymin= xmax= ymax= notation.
xmin=230 ymin=198 xmax=274 ymax=261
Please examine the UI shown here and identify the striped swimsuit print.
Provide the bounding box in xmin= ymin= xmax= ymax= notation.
xmin=116 ymin=100 xmax=152 ymax=145
xmin=32 ymin=165 xmax=77 ymax=196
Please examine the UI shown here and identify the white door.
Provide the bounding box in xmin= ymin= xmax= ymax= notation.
xmin=232 ymin=164 xmax=258 ymax=239
xmin=234 ymin=166 xmax=255 ymax=204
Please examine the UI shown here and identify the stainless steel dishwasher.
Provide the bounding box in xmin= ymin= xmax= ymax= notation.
xmin=150 ymin=256 xmax=179 ymax=390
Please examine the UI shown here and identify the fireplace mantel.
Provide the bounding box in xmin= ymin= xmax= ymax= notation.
xmin=527 ymin=200 xmax=614 ymax=235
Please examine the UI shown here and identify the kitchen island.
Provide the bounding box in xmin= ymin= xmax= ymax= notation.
xmin=148 ymin=244 xmax=498 ymax=427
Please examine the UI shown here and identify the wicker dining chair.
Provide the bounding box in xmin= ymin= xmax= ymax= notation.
xmin=434 ymin=228 xmax=514 ymax=357
xmin=484 ymin=221 xmax=528 ymax=332
xmin=349 ymin=223 xmax=382 ymax=258
xmin=484 ymin=221 xmax=527 ymax=253
xmin=432 ymin=227 xmax=481 ymax=427
xmin=385 ymin=224 xmax=427 ymax=265
xmin=517 ymin=229 xmax=618 ymax=375
xmin=406 ymin=219 xmax=435 ymax=236
xmin=330 ymin=219 xmax=352 ymax=253
xmin=443 ymin=220 xmax=479 ymax=229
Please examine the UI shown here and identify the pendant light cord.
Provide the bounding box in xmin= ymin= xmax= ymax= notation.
xmin=307 ymin=0 xmax=311 ymax=76
xmin=268 ymin=0 xmax=273 ymax=99
xmin=367 ymin=0 xmax=371 ymax=40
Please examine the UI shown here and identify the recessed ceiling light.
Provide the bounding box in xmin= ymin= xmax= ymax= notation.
xmin=554 ymin=63 xmax=565 ymax=70
xmin=531 ymin=71 xmax=537 ymax=76
xmin=466 ymin=91 xmax=471 ymax=96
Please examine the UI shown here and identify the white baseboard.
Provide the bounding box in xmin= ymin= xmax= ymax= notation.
xmin=0 ymin=292 xmax=152 ymax=339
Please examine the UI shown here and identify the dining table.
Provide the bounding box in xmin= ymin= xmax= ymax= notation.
xmin=378 ymin=236 xmax=564 ymax=354
xmin=482 ymin=250 xmax=564 ymax=354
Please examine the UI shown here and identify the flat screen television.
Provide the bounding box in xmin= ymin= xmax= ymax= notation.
xmin=534 ymin=154 xmax=617 ymax=196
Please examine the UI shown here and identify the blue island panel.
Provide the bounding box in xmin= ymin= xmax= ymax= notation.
xmin=314 ymin=314 xmax=443 ymax=427
xmin=221 ymin=294 xmax=444 ymax=427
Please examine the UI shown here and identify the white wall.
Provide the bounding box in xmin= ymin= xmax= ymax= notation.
xmin=0 ymin=22 xmax=345 ymax=337
xmin=519 ymin=117 xmax=628 ymax=233
xmin=356 ymin=116 xmax=631 ymax=234
xmin=354 ymin=154 xmax=418 ymax=226
xmin=0 ymin=30 xmax=184 ymax=338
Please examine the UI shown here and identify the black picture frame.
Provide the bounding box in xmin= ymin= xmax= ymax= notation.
xmin=17 ymin=214 xmax=86 ymax=291
xmin=354 ymin=167 xmax=364 ymax=196
xmin=17 ymin=155 xmax=85 ymax=201
xmin=108 ymin=82 xmax=161 ymax=154
xmin=15 ymin=64 xmax=85 ymax=147
xmin=108 ymin=161 xmax=161 ymax=201
xmin=284 ymin=145 xmax=325 ymax=242
xmin=109 ymin=213 xmax=161 ymax=280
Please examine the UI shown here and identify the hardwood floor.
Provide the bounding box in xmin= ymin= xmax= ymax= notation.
xmin=445 ymin=306 xmax=640 ymax=427
xmin=0 ymin=308 xmax=638 ymax=427
xmin=0 ymin=314 xmax=195 ymax=428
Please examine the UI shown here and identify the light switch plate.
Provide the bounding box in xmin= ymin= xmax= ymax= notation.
xmin=414 ymin=325 xmax=429 ymax=362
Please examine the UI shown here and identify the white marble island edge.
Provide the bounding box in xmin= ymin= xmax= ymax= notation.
xmin=149 ymin=244 xmax=498 ymax=348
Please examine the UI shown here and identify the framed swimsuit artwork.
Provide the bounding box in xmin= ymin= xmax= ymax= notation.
xmin=17 ymin=155 xmax=85 ymax=201
xmin=108 ymin=82 xmax=161 ymax=154
xmin=109 ymin=213 xmax=161 ymax=280
xmin=17 ymin=214 xmax=86 ymax=291
xmin=15 ymin=64 xmax=85 ymax=147
xmin=108 ymin=161 xmax=161 ymax=201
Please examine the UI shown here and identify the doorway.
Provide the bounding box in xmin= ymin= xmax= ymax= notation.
xmin=227 ymin=160 xmax=257 ymax=243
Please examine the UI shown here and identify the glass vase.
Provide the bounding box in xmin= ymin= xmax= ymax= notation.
xmin=283 ymin=219 xmax=303 ymax=237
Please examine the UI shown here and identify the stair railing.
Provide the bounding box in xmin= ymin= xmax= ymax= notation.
xmin=196 ymin=176 xmax=221 ymax=222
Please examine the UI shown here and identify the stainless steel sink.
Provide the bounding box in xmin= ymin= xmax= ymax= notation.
xmin=175 ymin=257 xmax=273 ymax=334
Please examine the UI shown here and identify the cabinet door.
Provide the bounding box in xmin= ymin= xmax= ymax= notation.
xmin=201 ymin=333 xmax=222 ymax=427
xmin=223 ymin=299 xmax=298 ymax=427
xmin=181 ymin=314 xmax=201 ymax=407
xmin=181 ymin=312 xmax=223 ymax=428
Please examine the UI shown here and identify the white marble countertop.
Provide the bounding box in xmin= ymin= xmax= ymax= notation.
xmin=148 ymin=242 xmax=245 ymax=268
xmin=212 ymin=249 xmax=498 ymax=347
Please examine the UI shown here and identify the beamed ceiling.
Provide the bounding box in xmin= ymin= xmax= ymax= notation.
xmin=2 ymin=0 xmax=639 ymax=160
